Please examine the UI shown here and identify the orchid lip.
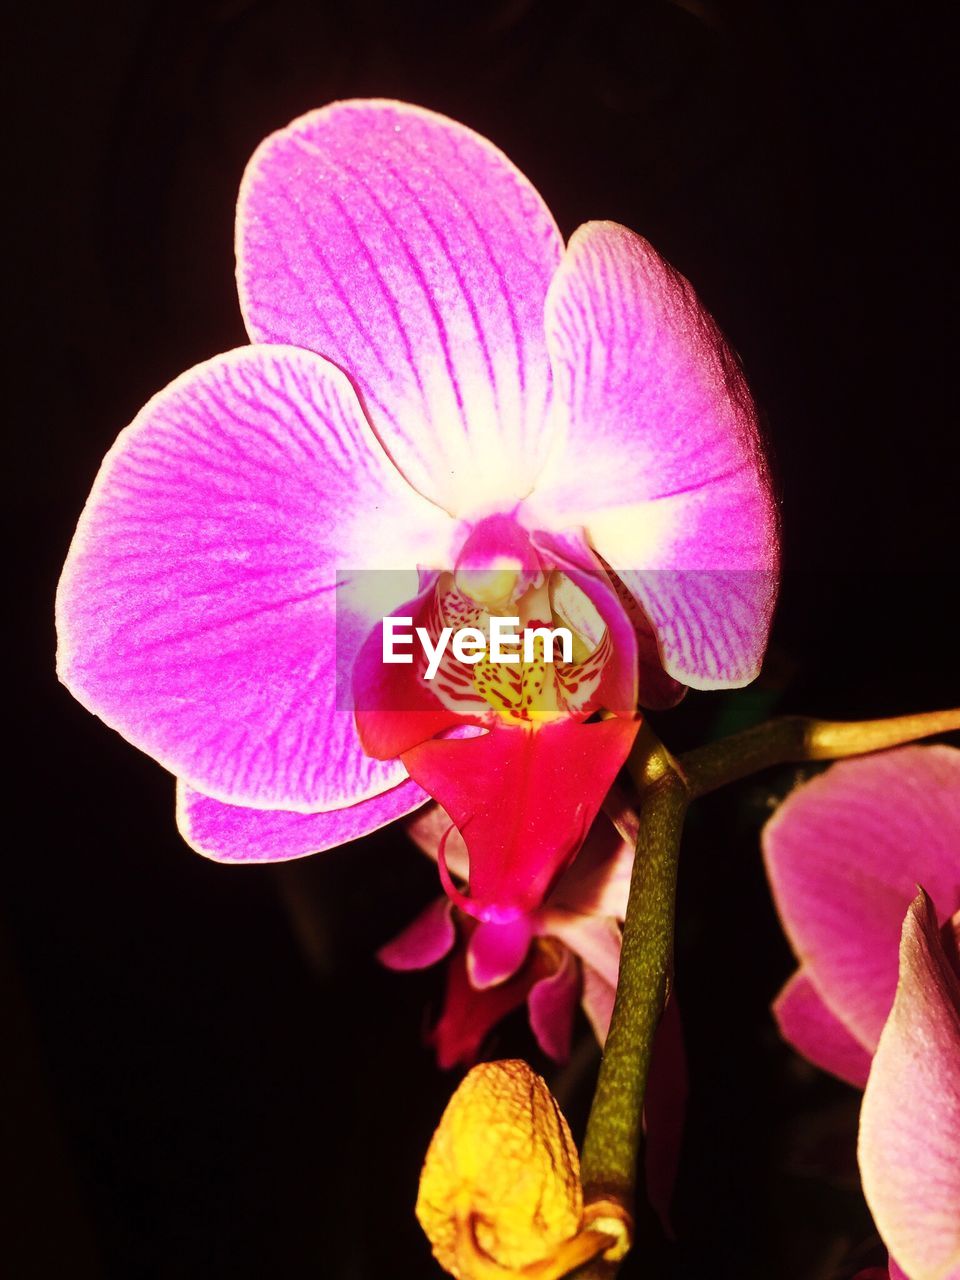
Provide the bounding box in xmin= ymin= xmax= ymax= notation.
xmin=436 ymin=824 xmax=526 ymax=925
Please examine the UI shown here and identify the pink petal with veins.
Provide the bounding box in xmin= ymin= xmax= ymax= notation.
xmin=529 ymin=220 xmax=779 ymax=688
xmin=764 ymin=746 xmax=960 ymax=1051
xmin=56 ymin=346 xmax=455 ymax=812
xmin=858 ymin=893 xmax=960 ymax=1280
xmin=401 ymin=717 xmax=639 ymax=919
xmin=773 ymin=970 xmax=873 ymax=1089
xmin=178 ymin=776 xmax=427 ymax=863
xmin=377 ymin=897 xmax=456 ymax=971
xmin=237 ymin=99 xmax=562 ymax=517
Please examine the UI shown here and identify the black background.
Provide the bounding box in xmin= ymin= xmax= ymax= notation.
xmin=7 ymin=2 xmax=957 ymax=1277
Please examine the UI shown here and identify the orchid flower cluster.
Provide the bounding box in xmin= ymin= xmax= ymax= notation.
xmin=57 ymin=99 xmax=958 ymax=1280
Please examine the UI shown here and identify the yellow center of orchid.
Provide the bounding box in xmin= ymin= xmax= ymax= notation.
xmin=469 ymin=574 xmax=609 ymax=725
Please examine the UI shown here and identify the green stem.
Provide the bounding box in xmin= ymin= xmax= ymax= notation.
xmin=678 ymin=707 xmax=960 ymax=798
xmin=578 ymin=730 xmax=688 ymax=1267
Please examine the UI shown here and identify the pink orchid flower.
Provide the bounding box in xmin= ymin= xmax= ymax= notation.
xmin=763 ymin=745 xmax=960 ymax=1280
xmin=57 ymin=99 xmax=777 ymax=922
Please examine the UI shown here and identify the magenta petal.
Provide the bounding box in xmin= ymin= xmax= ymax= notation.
xmin=773 ymin=970 xmax=873 ymax=1089
xmin=57 ymin=345 xmax=455 ymax=811
xmin=402 ymin=716 xmax=639 ymax=918
xmin=644 ymin=994 xmax=688 ymax=1240
xmin=377 ymin=898 xmax=456 ymax=971
xmin=858 ymin=893 xmax=960 ymax=1280
xmin=467 ymin=917 xmax=534 ymax=989
xmin=531 ymin=221 xmax=779 ymax=688
xmin=527 ymin=947 xmax=580 ymax=1063
xmin=237 ymin=100 xmax=563 ymax=515
xmin=177 ymin=777 xmax=428 ymax=863
xmin=764 ymin=746 xmax=960 ymax=1050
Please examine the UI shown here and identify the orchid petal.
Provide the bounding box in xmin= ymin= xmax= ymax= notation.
xmin=540 ymin=911 xmax=622 ymax=990
xmin=609 ymin=573 xmax=687 ymax=710
xmin=764 ymin=746 xmax=960 ymax=1050
xmin=405 ymin=803 xmax=471 ymax=882
xmin=531 ymin=221 xmax=778 ymax=687
xmin=549 ymin=818 xmax=633 ymax=920
xmin=581 ymin=964 xmax=617 ymax=1045
xmin=467 ymin=917 xmax=534 ymax=989
xmin=57 ymin=346 xmax=455 ymax=811
xmin=402 ymin=717 xmax=639 ymax=918
xmin=377 ymin=897 xmax=456 ymax=971
xmin=410 ymin=802 xmax=633 ymax=920
xmin=527 ymin=946 xmax=580 ymax=1063
xmin=773 ymin=970 xmax=873 ymax=1089
xmin=237 ymin=99 xmax=563 ymax=516
xmin=858 ymin=893 xmax=960 ymax=1280
xmin=431 ymin=944 xmax=533 ymax=1070
xmin=178 ymin=776 xmax=427 ymax=863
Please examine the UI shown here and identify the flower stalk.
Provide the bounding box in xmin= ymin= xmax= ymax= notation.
xmin=678 ymin=707 xmax=960 ymax=798
xmin=578 ymin=726 xmax=688 ymax=1271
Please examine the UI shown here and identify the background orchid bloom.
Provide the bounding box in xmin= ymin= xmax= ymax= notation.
xmin=763 ymin=745 xmax=960 ymax=1280
xmin=858 ymin=891 xmax=960 ymax=1280
xmin=57 ymin=99 xmax=778 ymax=922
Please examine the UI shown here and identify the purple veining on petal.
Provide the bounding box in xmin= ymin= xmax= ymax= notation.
xmin=237 ymin=99 xmax=564 ymax=516
xmin=528 ymin=220 xmax=779 ymax=688
xmin=178 ymin=776 xmax=429 ymax=863
xmin=57 ymin=344 xmax=455 ymax=811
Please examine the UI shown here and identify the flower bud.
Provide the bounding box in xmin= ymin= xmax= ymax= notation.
xmin=417 ymin=1059 xmax=617 ymax=1278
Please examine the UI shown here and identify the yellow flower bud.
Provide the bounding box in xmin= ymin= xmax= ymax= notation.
xmin=416 ymin=1059 xmax=618 ymax=1279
